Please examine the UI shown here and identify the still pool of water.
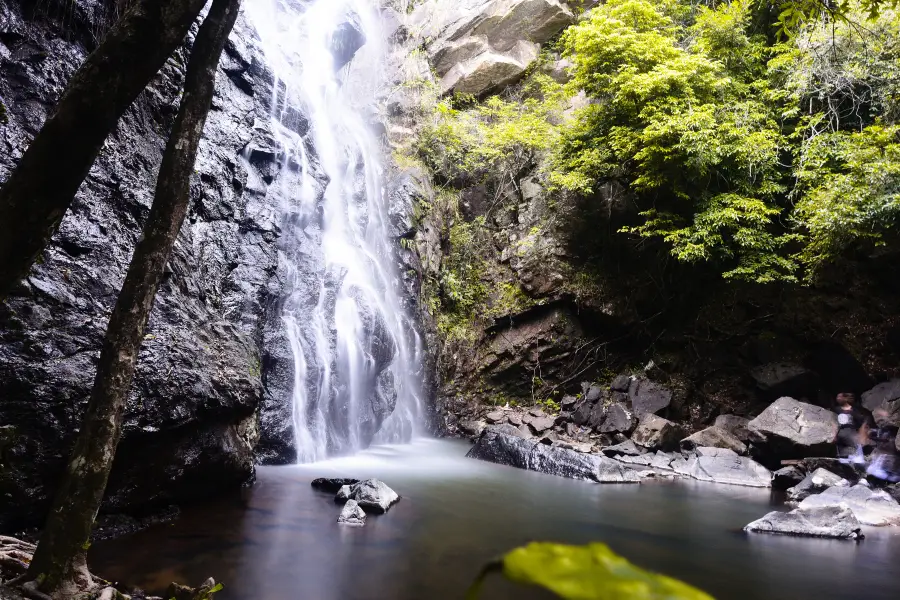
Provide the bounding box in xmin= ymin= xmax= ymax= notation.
xmin=91 ymin=439 xmax=900 ymax=599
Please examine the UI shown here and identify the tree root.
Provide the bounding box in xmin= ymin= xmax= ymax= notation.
xmin=0 ymin=536 xmax=220 ymax=600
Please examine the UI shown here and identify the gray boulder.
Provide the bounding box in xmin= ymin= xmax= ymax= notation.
xmin=467 ymin=429 xmax=639 ymax=483
xmin=680 ymin=426 xmax=747 ymax=455
xmin=610 ymin=374 xmax=631 ymax=392
xmin=419 ymin=0 xmax=575 ymax=96
xmin=631 ymin=414 xmax=683 ymax=452
xmin=337 ymin=500 xmax=367 ymax=526
xmin=601 ymin=439 xmax=643 ymax=457
xmin=861 ymin=380 xmax=900 ymax=428
xmin=714 ymin=414 xmax=760 ymax=443
xmin=335 ymin=479 xmax=399 ymax=514
xmin=749 ymin=362 xmax=818 ymax=401
xmin=786 ymin=468 xmax=849 ymax=502
xmin=679 ymin=449 xmax=772 ymax=487
xmin=485 ymin=410 xmax=506 ymax=424
xmin=598 ymin=403 xmax=636 ymax=434
xmin=744 ymin=505 xmax=863 ymax=539
xmin=799 ymin=484 xmax=900 ymax=526
xmin=772 ymin=466 xmax=805 ymax=491
xmin=748 ymin=397 xmax=837 ymax=457
xmin=627 ymin=377 xmax=673 ymax=417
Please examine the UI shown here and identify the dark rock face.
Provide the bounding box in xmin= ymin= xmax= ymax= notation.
xmin=749 ymin=363 xmax=819 ymax=402
xmin=627 ymin=377 xmax=672 ymax=417
xmin=466 ymin=428 xmax=639 ymax=483
xmin=0 ymin=0 xmax=288 ymax=528
xmin=311 ymin=478 xmax=361 ymax=493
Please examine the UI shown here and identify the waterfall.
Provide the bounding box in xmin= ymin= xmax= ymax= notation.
xmin=245 ymin=0 xmax=424 ymax=462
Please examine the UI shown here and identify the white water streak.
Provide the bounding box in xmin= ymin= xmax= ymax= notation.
xmin=246 ymin=0 xmax=424 ymax=462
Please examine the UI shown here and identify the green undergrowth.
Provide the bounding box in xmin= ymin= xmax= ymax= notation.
xmin=416 ymin=0 xmax=900 ymax=285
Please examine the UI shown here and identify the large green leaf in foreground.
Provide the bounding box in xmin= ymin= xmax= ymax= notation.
xmin=467 ymin=542 xmax=715 ymax=600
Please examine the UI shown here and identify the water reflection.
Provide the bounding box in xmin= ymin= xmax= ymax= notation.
xmin=91 ymin=440 xmax=900 ymax=599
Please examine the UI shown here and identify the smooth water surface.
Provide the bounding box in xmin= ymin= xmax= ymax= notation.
xmin=91 ymin=439 xmax=900 ymax=599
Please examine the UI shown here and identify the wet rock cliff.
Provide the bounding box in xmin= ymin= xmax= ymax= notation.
xmin=0 ymin=0 xmax=289 ymax=529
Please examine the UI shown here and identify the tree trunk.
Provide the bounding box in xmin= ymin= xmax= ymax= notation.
xmin=26 ymin=0 xmax=242 ymax=594
xmin=0 ymin=0 xmax=208 ymax=299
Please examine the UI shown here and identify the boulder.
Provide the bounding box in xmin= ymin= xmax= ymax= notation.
xmin=627 ymin=377 xmax=673 ymax=417
xmin=798 ymin=457 xmax=860 ymax=483
xmin=311 ymin=478 xmax=360 ymax=493
xmin=631 ymin=414 xmax=682 ymax=452
xmin=887 ymin=483 xmax=900 ymax=503
xmin=466 ymin=429 xmax=639 ymax=483
xmin=747 ymin=397 xmax=837 ymax=458
xmin=439 ymin=40 xmax=539 ymax=95
xmin=862 ymin=380 xmax=900 ymax=412
xmin=598 ymin=403 xmax=635 ymax=434
xmin=650 ymin=452 xmax=678 ymax=471
xmin=713 ymin=415 xmax=759 ymax=443
xmin=337 ymin=500 xmax=367 ymax=526
xmin=485 ymin=410 xmax=506 ymax=424
xmin=680 ymin=449 xmax=772 ymax=487
xmin=587 ymin=402 xmax=609 ymax=430
xmin=585 ymin=385 xmax=604 ymax=402
xmin=610 ymin=374 xmax=631 ymax=392
xmin=601 ymin=439 xmax=643 ymax=457
xmin=772 ymin=466 xmax=805 ymax=491
xmin=680 ymin=426 xmax=747 ymax=455
xmin=571 ymin=399 xmax=594 ymax=426
xmin=799 ymin=484 xmax=900 ymax=526
xmin=508 ymin=412 xmax=524 ymax=426
xmin=334 ymin=479 xmax=399 ymax=514
xmin=744 ymin=505 xmax=863 ymax=539
xmin=459 ymin=420 xmax=487 ymax=438
xmin=749 ymin=363 xmax=818 ymax=401
xmin=560 ymin=395 xmax=578 ymax=410
xmin=786 ymin=468 xmax=849 ymax=502
xmin=862 ymin=380 xmax=900 ymax=428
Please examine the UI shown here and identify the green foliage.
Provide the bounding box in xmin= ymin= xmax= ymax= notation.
xmin=417 ymin=75 xmax=566 ymax=182
xmin=0 ymin=99 xmax=7 ymax=125
xmin=793 ymin=123 xmax=900 ymax=271
xmin=466 ymin=542 xmax=715 ymax=600
xmin=416 ymin=0 xmax=900 ymax=285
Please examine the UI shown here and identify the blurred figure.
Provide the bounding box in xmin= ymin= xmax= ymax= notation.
xmin=867 ymin=407 xmax=900 ymax=483
xmin=834 ymin=392 xmax=875 ymax=462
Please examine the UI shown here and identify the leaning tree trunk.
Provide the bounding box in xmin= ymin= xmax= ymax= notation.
xmin=26 ymin=0 xmax=243 ymax=594
xmin=0 ymin=0 xmax=208 ymax=299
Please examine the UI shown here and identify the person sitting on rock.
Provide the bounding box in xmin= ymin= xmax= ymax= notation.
xmin=867 ymin=407 xmax=900 ymax=483
xmin=834 ymin=392 xmax=875 ymax=462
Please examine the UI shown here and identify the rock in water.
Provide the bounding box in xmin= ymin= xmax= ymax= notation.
xmin=748 ymin=397 xmax=838 ymax=458
xmin=680 ymin=426 xmax=747 ymax=455
xmin=337 ymin=500 xmax=367 ymax=526
xmin=676 ymin=448 xmax=772 ymax=487
xmin=786 ymin=468 xmax=849 ymax=502
xmin=334 ymin=479 xmax=400 ymax=514
xmin=311 ymin=478 xmax=360 ymax=493
xmin=799 ymin=484 xmax=900 ymax=526
xmin=744 ymin=506 xmax=863 ymax=539
xmin=467 ymin=429 xmax=639 ymax=483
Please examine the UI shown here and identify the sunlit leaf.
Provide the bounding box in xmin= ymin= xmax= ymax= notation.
xmin=467 ymin=542 xmax=715 ymax=600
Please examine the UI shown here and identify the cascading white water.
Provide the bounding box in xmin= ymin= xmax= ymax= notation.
xmin=245 ymin=0 xmax=424 ymax=462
